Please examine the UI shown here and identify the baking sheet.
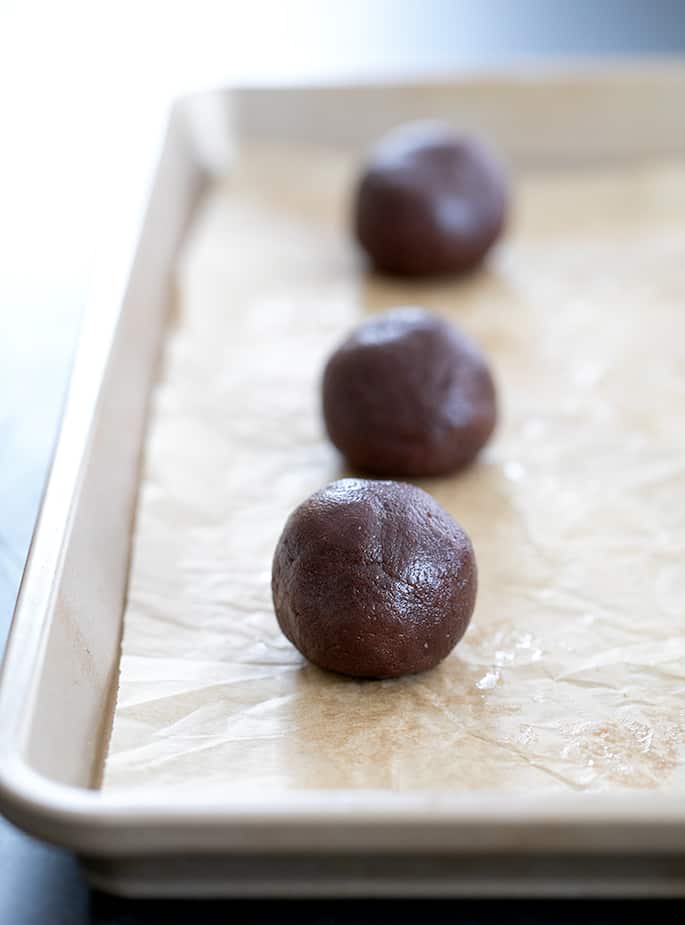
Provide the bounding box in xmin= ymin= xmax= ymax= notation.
xmin=103 ymin=144 xmax=685 ymax=794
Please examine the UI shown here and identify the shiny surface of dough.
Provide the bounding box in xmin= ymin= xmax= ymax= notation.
xmin=104 ymin=147 xmax=685 ymax=794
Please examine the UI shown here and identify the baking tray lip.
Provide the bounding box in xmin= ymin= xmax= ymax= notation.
xmin=3 ymin=754 xmax=685 ymax=830
xmin=0 ymin=101 xmax=176 ymax=816
xmin=3 ymin=66 xmax=685 ymax=855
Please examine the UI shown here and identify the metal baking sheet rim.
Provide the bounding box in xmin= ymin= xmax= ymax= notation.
xmin=2 ymin=64 xmax=685 ymax=896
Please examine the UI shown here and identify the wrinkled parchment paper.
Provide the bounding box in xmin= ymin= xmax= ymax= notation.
xmin=103 ymin=147 xmax=685 ymax=794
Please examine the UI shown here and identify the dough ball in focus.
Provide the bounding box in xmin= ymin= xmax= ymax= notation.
xmin=272 ymin=478 xmax=477 ymax=679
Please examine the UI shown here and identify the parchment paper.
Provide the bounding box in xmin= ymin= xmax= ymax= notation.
xmin=103 ymin=146 xmax=685 ymax=794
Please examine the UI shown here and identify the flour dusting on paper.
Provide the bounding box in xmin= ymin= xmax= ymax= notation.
xmin=103 ymin=148 xmax=685 ymax=793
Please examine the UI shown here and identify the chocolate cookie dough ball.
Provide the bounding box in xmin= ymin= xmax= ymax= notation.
xmin=272 ymin=479 xmax=477 ymax=678
xmin=322 ymin=307 xmax=496 ymax=477
xmin=354 ymin=122 xmax=508 ymax=276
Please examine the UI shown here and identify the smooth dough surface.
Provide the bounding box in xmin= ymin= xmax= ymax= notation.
xmin=354 ymin=124 xmax=508 ymax=275
xmin=322 ymin=307 xmax=496 ymax=476
xmin=103 ymin=147 xmax=685 ymax=794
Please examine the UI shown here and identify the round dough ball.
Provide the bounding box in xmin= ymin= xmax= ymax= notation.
xmin=272 ymin=478 xmax=477 ymax=679
xmin=354 ymin=122 xmax=508 ymax=276
xmin=322 ymin=307 xmax=496 ymax=477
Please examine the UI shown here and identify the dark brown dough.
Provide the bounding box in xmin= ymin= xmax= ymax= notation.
xmin=322 ymin=307 xmax=496 ymax=477
xmin=272 ymin=478 xmax=477 ymax=679
xmin=354 ymin=122 xmax=508 ymax=276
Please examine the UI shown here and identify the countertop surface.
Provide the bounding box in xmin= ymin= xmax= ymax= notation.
xmin=2 ymin=1 xmax=685 ymax=921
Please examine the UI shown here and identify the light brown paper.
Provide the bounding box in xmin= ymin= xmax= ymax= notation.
xmin=103 ymin=147 xmax=685 ymax=794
